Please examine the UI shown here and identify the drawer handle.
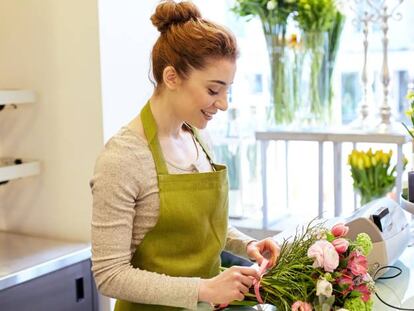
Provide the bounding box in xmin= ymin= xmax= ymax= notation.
xmin=75 ymin=277 xmax=85 ymax=302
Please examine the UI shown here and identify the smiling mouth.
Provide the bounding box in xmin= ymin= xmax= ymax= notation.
xmin=201 ymin=109 xmax=214 ymax=120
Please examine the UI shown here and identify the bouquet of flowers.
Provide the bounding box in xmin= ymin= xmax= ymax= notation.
xmin=224 ymin=222 xmax=375 ymax=311
xmin=231 ymin=0 xmax=345 ymax=126
xmin=348 ymin=148 xmax=407 ymax=206
xmin=294 ymin=0 xmax=340 ymax=122
xmin=232 ymin=0 xmax=297 ymax=125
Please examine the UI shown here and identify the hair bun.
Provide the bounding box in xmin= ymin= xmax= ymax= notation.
xmin=151 ymin=1 xmax=202 ymax=33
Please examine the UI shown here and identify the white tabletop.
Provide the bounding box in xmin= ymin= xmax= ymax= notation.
xmin=374 ymin=245 xmax=414 ymax=310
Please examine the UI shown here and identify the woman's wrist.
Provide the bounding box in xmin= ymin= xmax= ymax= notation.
xmin=246 ymin=240 xmax=258 ymax=261
xmin=198 ymin=279 xmax=212 ymax=303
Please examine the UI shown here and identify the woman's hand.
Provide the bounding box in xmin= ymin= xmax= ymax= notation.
xmin=246 ymin=238 xmax=280 ymax=268
xmin=198 ymin=266 xmax=260 ymax=304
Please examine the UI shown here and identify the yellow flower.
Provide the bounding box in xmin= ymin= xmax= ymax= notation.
xmin=374 ymin=152 xmax=382 ymax=165
xmin=357 ymin=157 xmax=364 ymax=170
xmin=406 ymin=90 xmax=414 ymax=101
xmin=405 ymin=108 xmax=413 ymax=118
xmin=349 ymin=150 xmax=359 ymax=167
xmin=287 ymin=33 xmax=299 ymax=49
xmin=363 ymin=154 xmax=371 ymax=168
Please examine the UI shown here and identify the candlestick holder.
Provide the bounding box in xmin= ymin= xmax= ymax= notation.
xmin=349 ymin=1 xmax=376 ymax=129
xmin=366 ymin=0 xmax=404 ymax=133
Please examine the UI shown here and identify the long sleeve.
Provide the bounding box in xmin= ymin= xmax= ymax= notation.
xmin=90 ymin=129 xmax=200 ymax=310
xmin=225 ymin=226 xmax=256 ymax=258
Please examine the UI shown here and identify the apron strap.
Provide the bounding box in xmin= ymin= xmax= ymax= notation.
xmin=141 ymin=101 xmax=217 ymax=174
xmin=140 ymin=101 xmax=169 ymax=175
xmin=185 ymin=124 xmax=216 ymax=169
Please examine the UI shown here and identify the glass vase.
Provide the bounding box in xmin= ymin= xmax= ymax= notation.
xmin=357 ymin=188 xmax=391 ymax=207
xmin=298 ymin=31 xmax=330 ymax=127
xmin=263 ymin=24 xmax=293 ymax=127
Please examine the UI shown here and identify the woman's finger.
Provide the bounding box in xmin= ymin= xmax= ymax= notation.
xmin=236 ymin=266 xmax=260 ymax=280
xmin=238 ymin=283 xmax=249 ymax=295
xmin=240 ymin=275 xmax=254 ymax=288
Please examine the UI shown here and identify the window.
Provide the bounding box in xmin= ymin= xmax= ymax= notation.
xmin=196 ymin=0 xmax=414 ymax=225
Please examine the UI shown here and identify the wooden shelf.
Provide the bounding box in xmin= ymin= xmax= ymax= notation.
xmin=0 ymin=90 xmax=36 ymax=106
xmin=0 ymin=160 xmax=40 ymax=183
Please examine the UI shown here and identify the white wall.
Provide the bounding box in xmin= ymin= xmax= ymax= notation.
xmin=97 ymin=0 xmax=227 ymax=142
xmin=98 ymin=0 xmax=158 ymax=142
xmin=0 ymin=0 xmax=103 ymax=242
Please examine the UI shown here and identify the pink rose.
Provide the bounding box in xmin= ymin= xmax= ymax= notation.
xmin=292 ymin=301 xmax=312 ymax=311
xmin=307 ymin=240 xmax=339 ymax=272
xmin=354 ymin=284 xmax=371 ymax=302
xmin=347 ymin=251 xmax=368 ymax=276
xmin=331 ymin=223 xmax=349 ymax=237
xmin=332 ymin=238 xmax=349 ymax=254
xmin=337 ymin=272 xmax=354 ymax=295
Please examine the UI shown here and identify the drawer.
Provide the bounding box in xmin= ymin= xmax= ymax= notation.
xmin=0 ymin=259 xmax=98 ymax=311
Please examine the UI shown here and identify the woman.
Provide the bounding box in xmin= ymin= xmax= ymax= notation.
xmin=90 ymin=1 xmax=280 ymax=310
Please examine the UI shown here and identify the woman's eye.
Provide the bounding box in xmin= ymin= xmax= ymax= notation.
xmin=208 ymin=88 xmax=219 ymax=96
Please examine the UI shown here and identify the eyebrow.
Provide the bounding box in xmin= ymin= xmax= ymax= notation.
xmin=208 ymin=79 xmax=228 ymax=86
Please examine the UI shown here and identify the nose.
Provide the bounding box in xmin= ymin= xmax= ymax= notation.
xmin=214 ymin=93 xmax=229 ymax=111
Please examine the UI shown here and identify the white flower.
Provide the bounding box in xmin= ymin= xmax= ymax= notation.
xmin=335 ymin=0 xmax=347 ymax=15
xmin=314 ymin=228 xmax=328 ymax=240
xmin=337 ymin=309 xmax=349 ymax=311
xmin=316 ymin=278 xmax=333 ymax=297
xmin=267 ymin=0 xmax=277 ymax=10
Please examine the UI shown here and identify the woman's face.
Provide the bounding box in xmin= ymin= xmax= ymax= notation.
xmin=175 ymin=58 xmax=236 ymax=129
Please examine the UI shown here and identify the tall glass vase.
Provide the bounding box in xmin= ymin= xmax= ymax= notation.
xmin=264 ymin=24 xmax=293 ymax=127
xmin=298 ymin=31 xmax=330 ymax=126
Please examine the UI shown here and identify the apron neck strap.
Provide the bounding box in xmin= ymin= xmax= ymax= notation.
xmin=141 ymin=101 xmax=216 ymax=174
xmin=140 ymin=101 xmax=169 ymax=175
xmin=187 ymin=124 xmax=215 ymax=167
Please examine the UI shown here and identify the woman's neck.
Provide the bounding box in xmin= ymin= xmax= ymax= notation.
xmin=149 ymin=94 xmax=184 ymax=138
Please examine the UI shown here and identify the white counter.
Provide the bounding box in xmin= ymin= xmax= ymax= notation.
xmin=0 ymin=231 xmax=91 ymax=291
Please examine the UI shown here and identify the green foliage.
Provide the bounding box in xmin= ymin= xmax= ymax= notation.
xmin=295 ymin=0 xmax=338 ymax=32
xmin=343 ymin=297 xmax=368 ymax=311
xmin=402 ymin=90 xmax=414 ymax=138
xmin=242 ymin=221 xmax=325 ymax=310
xmin=231 ymin=0 xmax=297 ymax=26
xmin=355 ymin=233 xmax=373 ymax=256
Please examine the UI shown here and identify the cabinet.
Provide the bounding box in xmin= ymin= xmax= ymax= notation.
xmin=0 ymin=89 xmax=41 ymax=184
xmin=0 ymin=232 xmax=98 ymax=311
xmin=0 ymin=259 xmax=98 ymax=311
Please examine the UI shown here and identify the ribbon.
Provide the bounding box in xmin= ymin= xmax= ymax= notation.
xmin=217 ymin=258 xmax=269 ymax=310
xmin=253 ymin=258 xmax=269 ymax=304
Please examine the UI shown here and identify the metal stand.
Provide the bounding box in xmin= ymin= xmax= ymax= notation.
xmin=350 ymin=2 xmax=376 ymax=129
xmin=366 ymin=0 xmax=404 ymax=132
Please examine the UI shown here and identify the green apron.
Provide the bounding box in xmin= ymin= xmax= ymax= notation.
xmin=115 ymin=102 xmax=229 ymax=311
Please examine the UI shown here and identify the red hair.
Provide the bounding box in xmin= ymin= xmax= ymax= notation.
xmin=150 ymin=0 xmax=238 ymax=89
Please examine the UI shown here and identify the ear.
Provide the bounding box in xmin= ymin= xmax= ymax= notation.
xmin=162 ymin=66 xmax=181 ymax=90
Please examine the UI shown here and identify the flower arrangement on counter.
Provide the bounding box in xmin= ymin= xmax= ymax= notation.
xmin=232 ymin=0 xmax=298 ymax=125
xmin=295 ymin=0 xmax=345 ymax=122
xmin=402 ymin=90 xmax=414 ymax=138
xmin=231 ymin=0 xmax=345 ymax=126
xmin=348 ymin=148 xmax=407 ymax=206
xmin=224 ymin=222 xmax=375 ymax=311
